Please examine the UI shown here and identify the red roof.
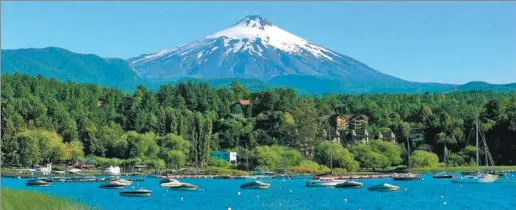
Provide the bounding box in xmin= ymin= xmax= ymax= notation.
xmin=237 ymin=100 xmax=251 ymax=106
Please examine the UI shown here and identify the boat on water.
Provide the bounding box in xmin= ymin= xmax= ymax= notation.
xmin=335 ymin=180 xmax=363 ymax=188
xmin=114 ymin=178 xmax=133 ymax=186
xmin=368 ymin=183 xmax=400 ymax=192
xmin=240 ymin=180 xmax=271 ymax=190
xmin=433 ymin=144 xmax=454 ymax=179
xmin=99 ymin=181 xmax=127 ymax=189
xmin=120 ymin=188 xmax=152 ymax=197
xmin=393 ymin=173 xmax=421 ymax=181
xmin=433 ymin=171 xmax=454 ymax=179
xmin=213 ymin=175 xmax=232 ymax=179
xmin=26 ymin=179 xmax=51 ymax=187
xmin=306 ymin=177 xmax=346 ymax=187
xmin=393 ymin=132 xmax=421 ymax=181
xmin=160 ymin=179 xmax=199 ymax=191
xmin=488 ymin=170 xmax=507 ymax=177
xmin=451 ymin=115 xmax=498 ymax=184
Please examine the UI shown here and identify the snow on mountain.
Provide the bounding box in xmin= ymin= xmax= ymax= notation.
xmin=128 ymin=15 xmax=406 ymax=84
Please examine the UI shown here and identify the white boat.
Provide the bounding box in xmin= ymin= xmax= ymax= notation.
xmin=452 ymin=173 xmax=497 ymax=183
xmin=335 ymin=180 xmax=363 ymax=188
xmin=368 ymin=183 xmax=400 ymax=192
xmin=240 ymin=181 xmax=271 ymax=190
xmin=451 ymin=115 xmax=498 ymax=184
xmin=99 ymin=181 xmax=126 ymax=189
xmin=306 ymin=177 xmax=346 ymax=187
xmin=26 ymin=179 xmax=51 ymax=187
xmin=160 ymin=179 xmax=199 ymax=191
xmin=112 ymin=178 xmax=132 ymax=186
xmin=273 ymin=174 xmax=290 ymax=180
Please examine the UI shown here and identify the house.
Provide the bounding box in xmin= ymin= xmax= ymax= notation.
xmin=211 ymin=151 xmax=237 ymax=164
xmin=235 ymin=100 xmax=251 ymax=106
xmin=375 ymin=131 xmax=397 ymax=144
xmin=329 ymin=114 xmax=370 ymax=144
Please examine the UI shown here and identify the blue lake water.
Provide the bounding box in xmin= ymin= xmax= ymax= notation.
xmin=3 ymin=173 xmax=516 ymax=210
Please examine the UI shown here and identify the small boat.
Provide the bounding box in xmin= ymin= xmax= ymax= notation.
xmin=26 ymin=179 xmax=51 ymax=187
xmin=368 ymin=183 xmax=400 ymax=192
xmin=488 ymin=170 xmax=507 ymax=177
xmin=393 ymin=173 xmax=421 ymax=181
xmin=160 ymin=179 xmax=183 ymax=187
xmin=433 ymin=172 xmax=454 ymax=179
xmin=451 ymin=173 xmax=498 ymax=184
xmin=335 ymin=180 xmax=363 ymax=188
xmin=159 ymin=178 xmax=179 ymax=184
xmin=213 ymin=175 xmax=232 ymax=179
xmin=99 ymin=181 xmax=126 ymax=189
xmin=168 ymin=183 xmax=199 ymax=191
xmin=240 ymin=181 xmax=271 ymax=190
xmin=115 ymin=178 xmax=133 ymax=186
xmin=120 ymin=188 xmax=152 ymax=197
xmin=433 ymin=145 xmax=454 ymax=179
xmin=306 ymin=177 xmax=346 ymax=187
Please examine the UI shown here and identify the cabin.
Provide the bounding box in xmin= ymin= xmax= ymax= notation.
xmin=329 ymin=114 xmax=370 ymax=144
xmin=375 ymin=131 xmax=397 ymax=144
xmin=230 ymin=99 xmax=251 ymax=116
xmin=211 ymin=151 xmax=238 ymax=164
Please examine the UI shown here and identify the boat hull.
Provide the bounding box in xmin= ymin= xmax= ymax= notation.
xmin=433 ymin=175 xmax=454 ymax=179
xmin=368 ymin=184 xmax=400 ymax=192
xmin=451 ymin=175 xmax=497 ymax=184
xmin=119 ymin=192 xmax=152 ymax=197
xmin=335 ymin=181 xmax=363 ymax=189
xmin=306 ymin=180 xmax=346 ymax=188
xmin=240 ymin=181 xmax=271 ymax=190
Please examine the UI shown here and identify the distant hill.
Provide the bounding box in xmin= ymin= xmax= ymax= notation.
xmin=1 ymin=47 xmax=146 ymax=91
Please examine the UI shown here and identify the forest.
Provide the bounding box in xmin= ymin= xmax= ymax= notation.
xmin=2 ymin=73 xmax=516 ymax=173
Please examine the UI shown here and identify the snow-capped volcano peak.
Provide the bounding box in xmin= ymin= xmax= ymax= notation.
xmin=128 ymin=15 xmax=399 ymax=84
xmin=205 ymin=15 xmax=337 ymax=60
xmin=234 ymin=15 xmax=272 ymax=30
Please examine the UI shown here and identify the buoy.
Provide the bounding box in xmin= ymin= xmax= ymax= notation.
xmin=256 ymin=195 xmax=260 ymax=198
xmin=460 ymin=185 xmax=463 ymax=187
xmin=405 ymin=188 xmax=408 ymax=191
xmin=289 ymin=189 xmax=293 ymax=193
xmin=228 ymin=207 xmax=232 ymax=210
xmin=344 ymin=198 xmax=348 ymax=202
xmin=238 ymin=191 xmax=241 ymax=196
xmin=444 ymin=202 xmax=447 ymax=205
xmin=180 ymin=197 xmax=184 ymax=201
xmin=279 ymin=203 xmax=282 ymax=206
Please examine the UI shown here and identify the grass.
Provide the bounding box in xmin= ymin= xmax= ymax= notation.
xmin=1 ymin=188 xmax=92 ymax=210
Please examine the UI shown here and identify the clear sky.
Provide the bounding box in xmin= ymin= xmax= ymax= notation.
xmin=2 ymin=1 xmax=515 ymax=84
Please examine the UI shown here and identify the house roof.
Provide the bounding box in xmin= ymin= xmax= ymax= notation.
xmin=234 ymin=100 xmax=251 ymax=106
xmin=337 ymin=114 xmax=369 ymax=121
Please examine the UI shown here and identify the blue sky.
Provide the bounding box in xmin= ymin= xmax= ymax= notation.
xmin=2 ymin=2 xmax=515 ymax=84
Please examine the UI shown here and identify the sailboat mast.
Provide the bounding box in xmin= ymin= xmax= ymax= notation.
xmin=443 ymin=143 xmax=447 ymax=172
xmin=475 ymin=114 xmax=480 ymax=170
xmin=281 ymin=139 xmax=286 ymax=173
xmin=245 ymin=144 xmax=249 ymax=171
xmin=407 ymin=137 xmax=412 ymax=173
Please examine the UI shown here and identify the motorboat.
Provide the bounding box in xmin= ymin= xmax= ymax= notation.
xmin=160 ymin=179 xmax=183 ymax=187
xmin=26 ymin=179 xmax=51 ymax=187
xmin=335 ymin=180 xmax=363 ymax=188
xmin=368 ymin=183 xmax=400 ymax=192
xmin=119 ymin=188 xmax=152 ymax=197
xmin=213 ymin=175 xmax=232 ymax=179
xmin=433 ymin=172 xmax=454 ymax=179
xmin=99 ymin=181 xmax=127 ymax=189
xmin=168 ymin=183 xmax=199 ymax=191
xmin=305 ymin=177 xmax=346 ymax=187
xmin=393 ymin=173 xmax=422 ymax=181
xmin=451 ymin=173 xmax=498 ymax=184
xmin=240 ymin=181 xmax=271 ymax=190
xmin=115 ymin=178 xmax=133 ymax=186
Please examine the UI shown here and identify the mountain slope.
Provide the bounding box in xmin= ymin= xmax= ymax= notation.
xmin=1 ymin=47 xmax=145 ymax=91
xmin=128 ymin=15 xmax=407 ymax=88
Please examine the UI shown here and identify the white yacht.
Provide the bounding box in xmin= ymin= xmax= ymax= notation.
xmin=306 ymin=177 xmax=346 ymax=187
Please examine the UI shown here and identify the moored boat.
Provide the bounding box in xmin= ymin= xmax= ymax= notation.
xmin=120 ymin=188 xmax=152 ymax=197
xmin=291 ymin=174 xmax=313 ymax=180
xmin=234 ymin=175 xmax=257 ymax=180
xmin=393 ymin=173 xmax=422 ymax=181
xmin=306 ymin=177 xmax=346 ymax=187
xmin=433 ymin=172 xmax=454 ymax=179
xmin=240 ymin=181 xmax=271 ymax=190
xmin=335 ymin=180 xmax=363 ymax=188
xmin=26 ymin=179 xmax=51 ymax=187
xmin=168 ymin=183 xmax=199 ymax=191
xmin=368 ymin=183 xmax=400 ymax=192
xmin=273 ymin=174 xmax=290 ymax=180
xmin=99 ymin=181 xmax=127 ymax=189
xmin=451 ymin=173 xmax=498 ymax=184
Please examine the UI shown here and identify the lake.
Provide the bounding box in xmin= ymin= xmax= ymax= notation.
xmin=3 ymin=173 xmax=516 ymax=210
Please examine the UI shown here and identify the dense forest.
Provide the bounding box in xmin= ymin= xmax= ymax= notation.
xmin=2 ymin=73 xmax=516 ymax=173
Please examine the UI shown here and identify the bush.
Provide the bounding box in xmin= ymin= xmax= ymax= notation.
xmin=411 ymin=150 xmax=439 ymax=168
xmin=205 ymin=166 xmax=248 ymax=176
xmin=208 ymin=158 xmax=232 ymax=168
xmin=290 ymin=160 xmax=330 ymax=174
xmin=314 ymin=142 xmax=359 ymax=171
